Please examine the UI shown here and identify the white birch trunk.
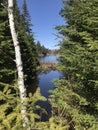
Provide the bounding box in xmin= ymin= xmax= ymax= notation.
xmin=8 ymin=0 xmax=29 ymax=128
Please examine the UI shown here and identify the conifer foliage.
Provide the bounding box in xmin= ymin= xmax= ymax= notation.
xmin=0 ymin=0 xmax=15 ymax=85
xmin=22 ymin=0 xmax=32 ymax=34
xmin=8 ymin=0 xmax=29 ymax=128
xmin=0 ymin=0 xmax=41 ymax=129
xmin=50 ymin=0 xmax=98 ymax=129
xmin=14 ymin=0 xmax=38 ymax=86
xmin=1 ymin=0 xmax=98 ymax=129
xmin=36 ymin=41 xmax=50 ymax=56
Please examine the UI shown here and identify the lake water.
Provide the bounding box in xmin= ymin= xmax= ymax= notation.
xmin=38 ymin=55 xmax=63 ymax=97
xmin=40 ymin=55 xmax=59 ymax=63
xmin=37 ymin=55 xmax=63 ymax=121
xmin=38 ymin=70 xmax=63 ymax=98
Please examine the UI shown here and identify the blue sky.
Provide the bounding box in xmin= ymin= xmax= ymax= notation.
xmin=18 ymin=0 xmax=65 ymax=49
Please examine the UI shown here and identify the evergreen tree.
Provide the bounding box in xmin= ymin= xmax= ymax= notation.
xmin=49 ymin=0 xmax=98 ymax=129
xmin=14 ymin=0 xmax=38 ymax=87
xmin=0 ymin=0 xmax=16 ymax=85
xmin=36 ymin=41 xmax=50 ymax=56
xmin=0 ymin=1 xmax=46 ymax=129
xmin=22 ymin=0 xmax=32 ymax=34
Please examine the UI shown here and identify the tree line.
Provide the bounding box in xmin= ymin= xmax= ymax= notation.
xmin=36 ymin=41 xmax=51 ymax=56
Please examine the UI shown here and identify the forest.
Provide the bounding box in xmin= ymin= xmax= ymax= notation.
xmin=0 ymin=0 xmax=98 ymax=130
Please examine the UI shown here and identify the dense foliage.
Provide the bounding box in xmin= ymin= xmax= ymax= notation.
xmin=0 ymin=0 xmax=16 ymax=85
xmin=0 ymin=0 xmax=38 ymax=87
xmin=49 ymin=0 xmax=98 ymax=129
xmin=1 ymin=0 xmax=98 ymax=129
xmin=14 ymin=0 xmax=38 ymax=86
xmin=0 ymin=0 xmax=44 ymax=129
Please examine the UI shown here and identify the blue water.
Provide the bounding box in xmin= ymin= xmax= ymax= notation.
xmin=37 ymin=55 xmax=63 ymax=121
xmin=38 ymin=70 xmax=63 ymax=98
xmin=40 ymin=55 xmax=59 ymax=63
xmin=38 ymin=55 xmax=63 ymax=97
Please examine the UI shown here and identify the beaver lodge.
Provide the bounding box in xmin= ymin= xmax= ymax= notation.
xmin=37 ymin=62 xmax=57 ymax=70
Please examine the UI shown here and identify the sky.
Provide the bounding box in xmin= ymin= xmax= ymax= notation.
xmin=18 ymin=0 xmax=65 ymax=49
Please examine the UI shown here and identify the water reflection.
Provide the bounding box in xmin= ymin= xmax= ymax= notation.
xmin=38 ymin=70 xmax=63 ymax=98
xmin=37 ymin=70 xmax=63 ymax=121
xmin=27 ymin=55 xmax=63 ymax=121
xmin=40 ymin=55 xmax=59 ymax=63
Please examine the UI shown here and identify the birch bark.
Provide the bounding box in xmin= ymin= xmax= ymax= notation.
xmin=8 ymin=0 xmax=29 ymax=128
